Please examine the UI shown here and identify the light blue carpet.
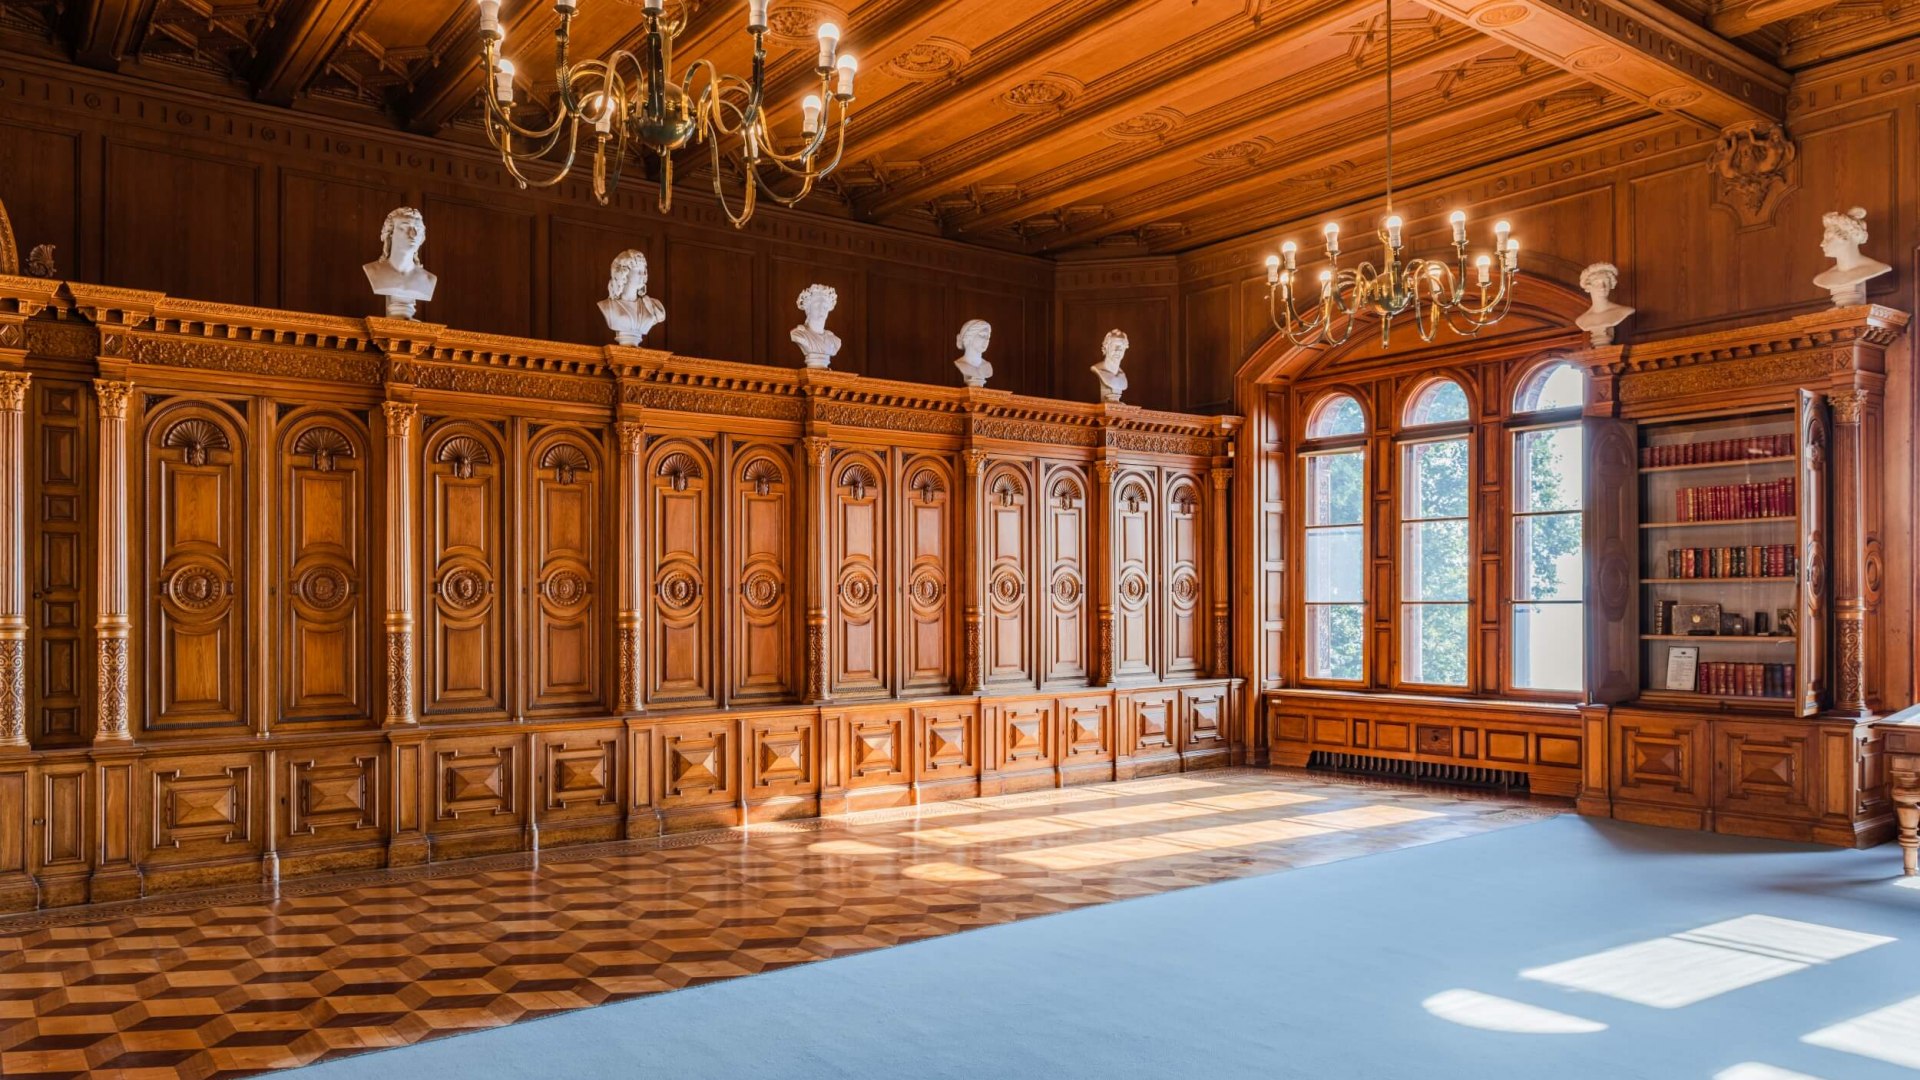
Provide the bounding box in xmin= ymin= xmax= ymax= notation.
xmin=292 ymin=816 xmax=1920 ymax=1080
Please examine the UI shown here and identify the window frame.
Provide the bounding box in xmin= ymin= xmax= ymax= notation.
xmin=1394 ymin=426 xmax=1475 ymax=692
xmin=1503 ymin=359 xmax=1588 ymax=700
xmin=1294 ymin=390 xmax=1371 ymax=687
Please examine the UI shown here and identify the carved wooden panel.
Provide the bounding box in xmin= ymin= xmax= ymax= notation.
xmin=657 ymin=720 xmax=735 ymax=807
xmin=844 ymin=708 xmax=910 ymax=787
xmin=983 ymin=461 xmax=1034 ymax=687
xmin=730 ymin=444 xmax=794 ymax=704
xmin=33 ymin=765 xmax=87 ymax=874
xmin=748 ymin=715 xmax=817 ymax=797
xmin=1180 ymin=684 xmax=1228 ymax=756
xmin=430 ymin=738 xmax=519 ymax=825
xmin=646 ymin=439 xmax=715 ymax=707
xmin=27 ymin=380 xmax=90 ymax=744
xmin=138 ymin=752 xmax=261 ymax=864
xmin=1716 ymin=723 xmax=1817 ymax=819
xmin=1041 ymin=465 xmax=1089 ymax=685
xmin=1612 ymin=714 xmax=1709 ymax=807
xmin=1162 ymin=471 xmax=1203 ymax=678
xmin=1060 ymin=697 xmax=1113 ymax=764
xmin=830 ymin=451 xmax=888 ymax=698
xmin=1113 ymin=471 xmax=1157 ymax=679
xmin=537 ymin=732 xmax=619 ymax=821
xmin=916 ymin=704 xmax=978 ymax=783
xmin=898 ymin=456 xmax=954 ymax=695
xmin=282 ymin=748 xmax=381 ymax=846
xmin=422 ymin=422 xmax=506 ymax=718
xmin=277 ymin=411 xmax=370 ymax=724
xmin=997 ymin=699 xmax=1055 ymax=773
xmin=145 ymin=402 xmax=249 ymax=732
xmin=1128 ymin=690 xmax=1177 ymax=756
xmin=527 ymin=429 xmax=601 ymax=711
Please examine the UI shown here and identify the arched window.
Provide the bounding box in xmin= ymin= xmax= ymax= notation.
xmin=1510 ymin=361 xmax=1587 ymax=692
xmin=1398 ymin=379 xmax=1471 ymax=687
xmin=1301 ymin=392 xmax=1366 ymax=682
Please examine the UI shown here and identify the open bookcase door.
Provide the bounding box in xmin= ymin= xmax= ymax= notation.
xmin=1584 ymin=416 xmax=1639 ymax=704
xmin=1796 ymin=389 xmax=1827 ymax=718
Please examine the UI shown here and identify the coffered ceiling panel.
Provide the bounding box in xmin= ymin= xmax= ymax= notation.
xmin=2 ymin=0 xmax=1912 ymax=255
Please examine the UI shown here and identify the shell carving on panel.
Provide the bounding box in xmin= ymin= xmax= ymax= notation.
xmin=292 ymin=426 xmax=354 ymax=472
xmin=657 ymin=450 xmax=702 ymax=492
xmin=163 ymin=417 xmax=232 ymax=467
xmin=839 ymin=462 xmax=878 ymax=500
xmin=540 ymin=443 xmax=592 ymax=484
xmin=436 ymin=434 xmax=492 ymax=479
xmin=908 ymin=467 xmax=946 ymax=504
xmin=742 ymin=457 xmax=783 ymax=497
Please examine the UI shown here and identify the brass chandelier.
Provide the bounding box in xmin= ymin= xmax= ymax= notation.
xmin=1262 ymin=0 xmax=1517 ymax=348
xmin=476 ymin=0 xmax=857 ymax=228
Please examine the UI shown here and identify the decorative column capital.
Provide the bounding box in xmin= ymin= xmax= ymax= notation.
xmin=93 ymin=379 xmax=132 ymax=421
xmin=962 ymin=448 xmax=989 ymax=477
xmin=1093 ymin=460 xmax=1116 ymax=485
xmin=1828 ymin=389 xmax=1868 ymax=424
xmin=1210 ymin=465 xmax=1233 ymax=490
xmin=0 ymin=372 xmax=28 ymax=412
xmin=802 ymin=435 xmax=831 ymax=468
xmin=381 ymin=400 xmax=419 ymax=429
xmin=616 ymin=421 xmax=645 ymax=454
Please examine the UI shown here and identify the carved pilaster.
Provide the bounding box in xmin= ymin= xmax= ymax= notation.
xmin=1827 ymin=387 xmax=1870 ymax=715
xmin=93 ymin=379 xmax=132 ymax=742
xmin=616 ymin=420 xmax=645 ymax=712
xmin=382 ymin=400 xmax=419 ymax=726
xmin=1091 ymin=458 xmax=1117 ymax=686
xmin=1209 ymin=465 xmax=1232 ymax=680
xmin=802 ymin=435 xmax=831 ymax=702
xmin=960 ymin=447 xmax=988 ymax=693
xmin=0 ymin=372 xmax=26 ymax=749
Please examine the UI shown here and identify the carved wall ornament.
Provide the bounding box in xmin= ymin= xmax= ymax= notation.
xmin=0 ymin=372 xmax=29 ymax=412
xmin=1814 ymin=208 xmax=1892 ymax=307
xmin=365 ymin=207 xmax=437 ymax=320
xmin=293 ymin=426 xmax=354 ymax=471
xmin=162 ymin=418 xmax=232 ymax=466
xmin=1050 ymin=571 xmax=1083 ymax=604
xmin=909 ymin=467 xmax=946 ymax=504
xmin=1118 ymin=570 xmax=1151 ymax=607
xmin=382 ymin=401 xmax=419 ymax=431
xmin=1708 ymin=122 xmax=1799 ymax=230
xmin=1000 ymin=78 xmax=1072 ymax=111
xmin=296 ymin=566 xmax=352 ymax=612
xmin=655 ymin=566 xmax=702 ymax=612
xmin=907 ymin=567 xmax=946 ymax=609
xmin=790 ymin=283 xmax=842 ymax=368
xmin=1107 ymin=113 xmax=1175 ymax=140
xmin=990 ymin=472 xmax=1024 ymax=507
xmin=617 ymin=421 xmax=645 ymax=455
xmin=540 ymin=442 xmax=592 ymax=483
xmin=436 ymin=434 xmax=492 ymax=478
xmin=1576 ymin=262 xmax=1635 ymax=346
xmin=97 ymin=637 xmax=130 ymax=740
xmin=0 ymin=638 xmax=23 ymax=748
xmin=438 ymin=567 xmax=491 ymax=611
xmin=740 ymin=569 xmax=782 ymax=613
xmin=742 ymin=457 xmax=783 ymax=496
xmin=25 ymin=244 xmax=56 ymax=279
xmin=1827 ymin=389 xmax=1867 ymax=424
xmin=656 ymin=450 xmax=702 ymax=491
xmin=94 ymin=379 xmax=133 ymax=421
xmin=1170 ymin=570 xmax=1201 ymax=606
xmin=989 ymin=567 xmax=1024 ymax=606
xmin=1119 ymin=481 xmax=1148 ymax=514
xmin=542 ymin=569 xmax=591 ymax=609
xmin=163 ymin=562 xmax=230 ymax=613
xmin=1050 ymin=475 xmax=1084 ymax=508
xmin=839 ymin=461 xmax=878 ymax=499
xmin=885 ymin=39 xmax=966 ymax=81
xmin=837 ymin=566 xmax=879 ymax=616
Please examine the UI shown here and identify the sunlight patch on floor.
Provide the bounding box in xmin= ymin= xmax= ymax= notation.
xmin=901 ymin=861 xmax=1003 ymax=883
xmin=1802 ymin=992 xmax=1920 ymax=1070
xmin=1522 ymin=915 xmax=1894 ymax=1009
xmin=808 ymin=840 xmax=896 ymax=855
xmin=1421 ymin=989 xmax=1606 ymax=1034
xmin=1004 ymin=804 xmax=1441 ymax=870
xmin=908 ymin=790 xmax=1323 ymax=847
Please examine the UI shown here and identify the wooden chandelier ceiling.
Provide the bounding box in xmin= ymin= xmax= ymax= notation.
xmin=5 ymin=0 xmax=1913 ymax=255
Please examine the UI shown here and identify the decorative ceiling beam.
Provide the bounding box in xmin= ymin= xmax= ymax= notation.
xmin=67 ymin=0 xmax=155 ymax=70
xmin=252 ymin=0 xmax=376 ymax=106
xmin=404 ymin=0 xmax=559 ymax=135
xmin=1710 ymin=0 xmax=1837 ymax=38
xmin=1414 ymin=0 xmax=1787 ymax=128
xmin=955 ymin=34 xmax=1496 ymax=236
xmin=860 ymin=0 xmax=1395 ymax=220
xmin=1031 ymin=73 xmax=1605 ymax=253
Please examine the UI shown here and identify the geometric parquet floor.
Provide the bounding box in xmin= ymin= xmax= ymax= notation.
xmin=0 ymin=768 xmax=1562 ymax=1080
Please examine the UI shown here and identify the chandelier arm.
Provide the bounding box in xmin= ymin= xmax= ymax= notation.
xmin=483 ymin=107 xmax=570 ymax=160
xmin=498 ymin=123 xmax=583 ymax=191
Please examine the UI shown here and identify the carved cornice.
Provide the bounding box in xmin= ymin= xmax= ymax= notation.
xmin=1601 ymin=306 xmax=1910 ymax=406
xmin=128 ymin=336 xmax=386 ymax=385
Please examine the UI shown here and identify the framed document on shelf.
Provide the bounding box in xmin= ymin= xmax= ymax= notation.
xmin=1666 ymin=645 xmax=1700 ymax=691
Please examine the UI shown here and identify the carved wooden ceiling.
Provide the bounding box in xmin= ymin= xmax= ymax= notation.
xmin=1 ymin=0 xmax=1914 ymax=255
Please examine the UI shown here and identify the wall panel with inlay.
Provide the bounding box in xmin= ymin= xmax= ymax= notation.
xmin=526 ymin=428 xmax=603 ymax=712
xmin=729 ymin=443 xmax=795 ymax=705
xmin=421 ymin=421 xmax=508 ymax=719
xmin=277 ymin=410 xmax=371 ymax=725
xmin=27 ymin=380 xmax=91 ymax=744
xmin=1041 ymin=464 xmax=1089 ymax=686
xmin=897 ymin=455 xmax=955 ymax=696
xmin=645 ymin=438 xmax=715 ymax=708
xmin=982 ymin=460 xmax=1035 ymax=688
xmin=830 ymin=450 xmax=889 ymax=699
xmin=1113 ymin=470 xmax=1158 ymax=681
xmin=1162 ymin=470 xmax=1205 ymax=679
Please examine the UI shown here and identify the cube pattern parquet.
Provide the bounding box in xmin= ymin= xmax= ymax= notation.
xmin=0 ymin=769 xmax=1558 ymax=1080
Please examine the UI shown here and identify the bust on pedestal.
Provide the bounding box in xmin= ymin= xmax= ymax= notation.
xmin=954 ymin=319 xmax=993 ymax=388
xmin=1813 ymin=207 xmax=1891 ymax=307
xmin=790 ymin=284 xmax=842 ymax=368
xmin=363 ymin=207 xmax=438 ymax=320
xmin=1091 ymin=328 xmax=1129 ymax=403
xmin=1575 ymin=262 xmax=1634 ymax=346
xmin=598 ymin=249 xmax=666 ymax=346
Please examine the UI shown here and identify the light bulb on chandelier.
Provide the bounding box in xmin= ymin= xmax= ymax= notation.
xmin=476 ymin=0 xmax=858 ymax=228
xmin=1260 ymin=0 xmax=1517 ymax=347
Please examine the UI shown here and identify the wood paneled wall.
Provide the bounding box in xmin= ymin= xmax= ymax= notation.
xmin=0 ymin=280 xmax=1238 ymax=913
xmin=0 ymin=54 xmax=1058 ymax=396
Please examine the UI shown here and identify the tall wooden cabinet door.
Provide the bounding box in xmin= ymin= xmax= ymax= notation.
xmin=645 ymin=439 xmax=715 ymax=708
xmin=899 ymin=457 xmax=954 ymax=695
xmin=528 ymin=430 xmax=602 ymax=711
xmin=1041 ymin=464 xmax=1089 ymax=685
xmin=1583 ymin=416 xmax=1639 ymax=704
xmin=27 ymin=381 xmax=91 ymax=744
xmin=145 ymin=402 xmax=249 ymax=733
xmin=422 ymin=422 xmax=507 ymax=719
xmin=1796 ymin=390 xmax=1827 ymax=719
xmin=830 ymin=451 xmax=888 ymax=698
xmin=983 ymin=461 xmax=1035 ymax=687
xmin=730 ymin=444 xmax=794 ymax=704
xmin=1162 ymin=471 xmax=1203 ymax=678
xmin=277 ymin=411 xmax=371 ymax=725
xmin=1113 ymin=470 xmax=1157 ymax=680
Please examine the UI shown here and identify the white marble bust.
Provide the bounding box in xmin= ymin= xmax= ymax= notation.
xmin=954 ymin=318 xmax=993 ymax=388
xmin=363 ymin=207 xmax=438 ymax=320
xmin=598 ymin=249 xmax=666 ymax=346
xmin=1813 ymin=207 xmax=1891 ymax=307
xmin=790 ymin=283 xmax=842 ymax=368
xmin=1574 ymin=262 xmax=1634 ymax=346
xmin=1091 ymin=328 xmax=1129 ymax=403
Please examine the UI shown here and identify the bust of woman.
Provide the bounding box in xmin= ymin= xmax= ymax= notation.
xmin=598 ymin=249 xmax=666 ymax=346
xmin=954 ymin=319 xmax=993 ymax=387
xmin=1574 ymin=262 xmax=1634 ymax=346
xmin=790 ymin=284 xmax=842 ymax=368
xmin=1812 ymin=207 xmax=1891 ymax=307
xmin=1091 ymin=328 xmax=1129 ymax=402
xmin=363 ymin=207 xmax=438 ymax=319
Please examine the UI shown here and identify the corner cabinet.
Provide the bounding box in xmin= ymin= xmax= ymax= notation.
xmin=1580 ymin=306 xmax=1908 ymax=847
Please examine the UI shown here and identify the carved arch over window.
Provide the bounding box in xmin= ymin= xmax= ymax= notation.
xmin=163 ymin=417 xmax=232 ymax=466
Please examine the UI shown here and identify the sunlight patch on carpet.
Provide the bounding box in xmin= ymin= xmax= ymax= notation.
xmin=1421 ymin=989 xmax=1606 ymax=1034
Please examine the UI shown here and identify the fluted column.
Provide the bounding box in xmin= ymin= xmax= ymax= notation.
xmin=1091 ymin=459 xmax=1117 ymax=686
xmin=1209 ymin=464 xmax=1232 ymax=679
xmin=960 ymin=446 xmax=988 ymax=694
xmin=1827 ymin=388 xmax=1870 ymax=716
xmin=382 ymin=401 xmax=419 ymax=727
xmin=92 ymin=379 xmax=132 ymax=743
xmin=802 ymin=434 xmax=831 ymax=703
xmin=0 ymin=372 xmax=28 ymax=749
xmin=616 ymin=421 xmax=645 ymax=712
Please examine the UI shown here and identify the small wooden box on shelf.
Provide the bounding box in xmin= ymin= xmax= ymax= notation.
xmin=1578 ymin=306 xmax=1908 ymax=848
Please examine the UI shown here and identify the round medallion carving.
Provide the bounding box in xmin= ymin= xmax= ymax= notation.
xmin=1050 ymin=571 xmax=1083 ymax=605
xmin=1651 ymin=87 xmax=1703 ymax=109
xmin=1170 ymin=571 xmax=1201 ymax=606
xmin=1118 ymin=570 xmax=1150 ymax=608
xmin=741 ymin=569 xmax=782 ymax=613
xmin=1198 ymin=140 xmax=1267 ymax=167
xmin=1473 ymin=2 xmax=1532 ymax=26
xmin=989 ymin=568 xmax=1024 ymax=607
xmin=838 ymin=566 xmax=879 ymax=617
xmin=907 ymin=567 xmax=946 ymax=610
xmin=166 ymin=563 xmax=228 ymax=613
xmin=298 ymin=566 xmax=351 ymax=612
xmin=1107 ymin=113 xmax=1172 ymax=140
xmin=656 ymin=567 xmax=702 ymax=613
xmin=887 ymin=41 xmax=963 ymax=80
xmin=1001 ymin=78 xmax=1071 ymax=110
xmin=439 ymin=567 xmax=489 ymax=611
xmin=543 ymin=569 xmax=591 ymax=609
